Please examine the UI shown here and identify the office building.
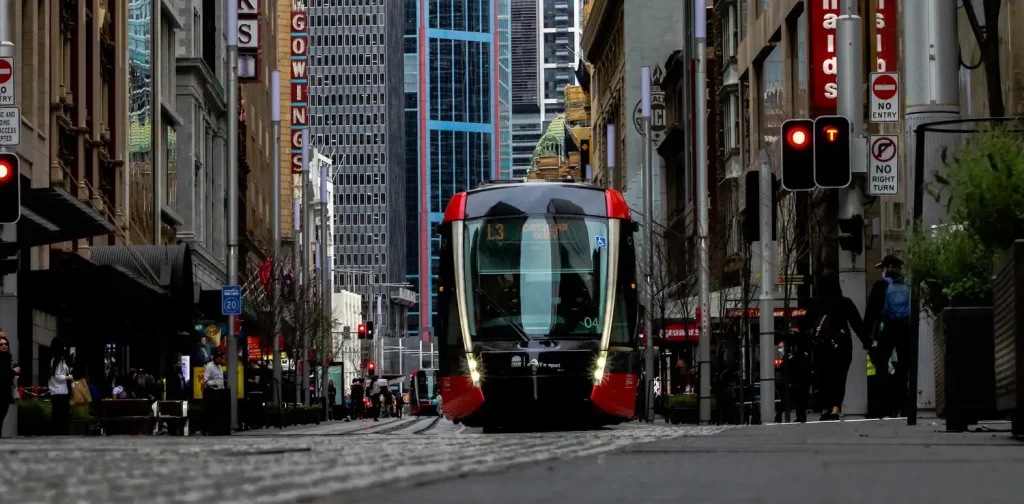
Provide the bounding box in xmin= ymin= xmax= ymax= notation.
xmin=510 ymin=0 xmax=583 ymax=178
xmin=307 ymin=0 xmax=409 ymax=337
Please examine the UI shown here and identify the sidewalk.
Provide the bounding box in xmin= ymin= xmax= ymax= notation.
xmin=371 ymin=418 xmax=1024 ymax=503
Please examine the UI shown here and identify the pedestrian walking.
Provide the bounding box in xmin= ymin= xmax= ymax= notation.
xmin=808 ymin=270 xmax=871 ymax=421
xmin=47 ymin=339 xmax=75 ymax=435
xmin=394 ymin=389 xmax=405 ymax=419
xmin=863 ymin=255 xmax=911 ymax=417
xmin=0 ymin=332 xmax=19 ymax=437
xmin=349 ymin=378 xmax=365 ymax=421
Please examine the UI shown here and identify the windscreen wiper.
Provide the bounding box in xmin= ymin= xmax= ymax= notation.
xmin=474 ymin=287 xmax=531 ymax=344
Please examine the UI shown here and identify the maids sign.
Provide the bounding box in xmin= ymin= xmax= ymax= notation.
xmin=808 ymin=0 xmax=840 ymax=115
xmin=809 ymin=1 xmax=898 ymax=116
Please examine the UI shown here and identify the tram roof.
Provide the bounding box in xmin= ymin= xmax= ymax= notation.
xmin=444 ymin=180 xmax=632 ymax=222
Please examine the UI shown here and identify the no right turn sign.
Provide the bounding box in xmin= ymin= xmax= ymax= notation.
xmin=869 ymin=135 xmax=898 ymax=195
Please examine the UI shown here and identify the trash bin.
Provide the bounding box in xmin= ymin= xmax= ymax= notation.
xmin=204 ymin=388 xmax=232 ymax=435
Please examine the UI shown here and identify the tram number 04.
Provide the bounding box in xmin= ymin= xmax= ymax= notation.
xmin=486 ymin=223 xmax=505 ymax=241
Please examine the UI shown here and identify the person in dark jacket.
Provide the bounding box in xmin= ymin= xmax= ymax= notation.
xmin=166 ymin=358 xmax=189 ymax=401
xmin=808 ymin=270 xmax=871 ymax=421
xmin=864 ymin=254 xmax=911 ymax=417
xmin=0 ymin=332 xmax=19 ymax=437
xmin=349 ymin=378 xmax=365 ymax=421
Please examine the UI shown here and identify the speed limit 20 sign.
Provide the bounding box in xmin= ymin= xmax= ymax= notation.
xmin=0 ymin=58 xmax=13 ymax=106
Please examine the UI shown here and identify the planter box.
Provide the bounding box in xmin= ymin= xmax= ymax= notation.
xmin=993 ymin=240 xmax=1024 ymax=436
xmin=934 ymin=307 xmax=998 ymax=431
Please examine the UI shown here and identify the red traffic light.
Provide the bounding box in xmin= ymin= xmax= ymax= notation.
xmin=0 ymin=161 xmax=10 ymax=181
xmin=367 ymin=361 xmax=375 ymax=371
xmin=358 ymin=323 xmax=366 ymax=334
xmin=787 ymin=128 xmax=809 ymax=148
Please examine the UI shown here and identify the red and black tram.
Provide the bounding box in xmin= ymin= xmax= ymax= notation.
xmin=435 ymin=181 xmax=640 ymax=429
xmin=409 ymin=369 xmax=440 ymax=416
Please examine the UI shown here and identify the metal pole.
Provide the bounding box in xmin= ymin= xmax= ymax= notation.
xmin=904 ymin=0 xmax=959 ymax=426
xmin=226 ymin=0 xmax=240 ymax=430
xmin=301 ymin=129 xmax=311 ymax=405
xmin=837 ymin=0 xmax=867 ymax=416
xmin=694 ymin=1 xmax=712 ymax=425
xmin=319 ymin=154 xmax=330 ymax=403
xmin=0 ymin=0 xmax=18 ymax=438
xmin=419 ymin=339 xmax=423 ymax=369
xmin=641 ymin=66 xmax=655 ymax=423
xmin=270 ymin=70 xmax=283 ymax=404
xmin=293 ymin=192 xmax=301 ymax=403
xmin=758 ymin=152 xmax=776 ymax=424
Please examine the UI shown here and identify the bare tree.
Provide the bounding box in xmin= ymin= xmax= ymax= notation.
xmin=646 ymin=205 xmax=697 ymax=398
xmin=242 ymin=251 xmax=336 ymax=406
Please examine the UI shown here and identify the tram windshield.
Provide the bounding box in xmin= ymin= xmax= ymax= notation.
xmin=463 ymin=215 xmax=610 ymax=339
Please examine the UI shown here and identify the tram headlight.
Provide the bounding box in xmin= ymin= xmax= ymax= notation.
xmin=467 ymin=355 xmax=481 ymax=386
xmin=593 ymin=352 xmax=608 ymax=384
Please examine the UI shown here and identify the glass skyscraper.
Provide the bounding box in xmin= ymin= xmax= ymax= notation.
xmin=403 ymin=0 xmax=511 ymax=339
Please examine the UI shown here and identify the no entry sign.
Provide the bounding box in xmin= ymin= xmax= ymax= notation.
xmin=0 ymin=58 xmax=14 ymax=106
xmin=869 ymin=72 xmax=900 ymax=123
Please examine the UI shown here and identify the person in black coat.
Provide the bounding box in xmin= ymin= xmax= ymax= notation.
xmin=808 ymin=270 xmax=871 ymax=421
xmin=166 ymin=358 xmax=189 ymax=401
xmin=0 ymin=332 xmax=19 ymax=437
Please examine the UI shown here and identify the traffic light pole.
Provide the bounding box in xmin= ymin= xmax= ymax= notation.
xmin=226 ymin=0 xmax=240 ymax=430
xmin=837 ymin=0 xmax=868 ymax=415
xmin=270 ymin=70 xmax=283 ymax=404
xmin=694 ymin=2 xmax=712 ymax=426
xmin=758 ymin=151 xmax=776 ymax=424
xmin=301 ymin=128 xmax=311 ymax=406
xmin=0 ymin=0 xmax=18 ymax=438
xmin=640 ymin=66 xmax=655 ymax=424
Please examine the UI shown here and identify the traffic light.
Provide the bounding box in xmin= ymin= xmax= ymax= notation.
xmin=366 ymin=361 xmax=375 ymax=372
xmin=365 ymin=321 xmax=374 ymax=339
xmin=780 ymin=119 xmax=815 ymax=191
xmin=813 ymin=115 xmax=852 ymax=188
xmin=357 ymin=323 xmax=367 ymax=339
xmin=0 ymin=153 xmax=20 ymax=224
xmin=838 ymin=215 xmax=864 ymax=254
xmin=743 ymin=170 xmax=778 ymax=243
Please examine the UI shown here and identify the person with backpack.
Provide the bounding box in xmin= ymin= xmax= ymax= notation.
xmin=864 ymin=255 xmax=912 ymax=417
xmin=808 ymin=270 xmax=871 ymax=421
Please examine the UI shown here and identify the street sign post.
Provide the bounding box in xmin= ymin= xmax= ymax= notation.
xmin=868 ymin=135 xmax=899 ymax=195
xmin=221 ymin=285 xmax=243 ymax=316
xmin=0 ymin=106 xmax=20 ymax=146
xmin=0 ymin=57 xmax=14 ymax=105
xmin=869 ymin=72 xmax=900 ymax=123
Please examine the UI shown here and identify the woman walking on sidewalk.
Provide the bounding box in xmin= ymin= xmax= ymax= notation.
xmin=808 ymin=270 xmax=870 ymax=421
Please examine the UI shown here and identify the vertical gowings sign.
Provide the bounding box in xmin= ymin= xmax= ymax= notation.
xmin=807 ymin=0 xmax=840 ymax=117
xmin=290 ymin=9 xmax=308 ymax=174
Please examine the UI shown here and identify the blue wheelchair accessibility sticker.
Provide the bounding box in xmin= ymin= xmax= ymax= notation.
xmin=595 ymin=236 xmax=608 ymax=248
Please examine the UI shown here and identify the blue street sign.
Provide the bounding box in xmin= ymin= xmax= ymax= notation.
xmin=595 ymin=236 xmax=608 ymax=248
xmin=221 ymin=285 xmax=242 ymax=316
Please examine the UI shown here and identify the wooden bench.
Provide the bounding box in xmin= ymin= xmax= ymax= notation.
xmin=95 ymin=399 xmax=157 ymax=435
xmin=157 ymin=401 xmax=189 ymax=436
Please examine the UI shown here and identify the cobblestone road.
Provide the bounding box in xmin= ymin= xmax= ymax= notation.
xmin=0 ymin=418 xmax=727 ymax=504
